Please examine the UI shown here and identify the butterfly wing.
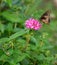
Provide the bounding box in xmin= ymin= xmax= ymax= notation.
xmin=40 ymin=10 xmax=50 ymax=24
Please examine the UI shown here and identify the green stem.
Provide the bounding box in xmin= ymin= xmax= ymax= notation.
xmin=14 ymin=23 xmax=17 ymax=29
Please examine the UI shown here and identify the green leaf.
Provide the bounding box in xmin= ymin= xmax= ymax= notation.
xmin=6 ymin=23 xmax=13 ymax=32
xmin=0 ymin=49 xmax=4 ymax=56
xmin=17 ymin=53 xmax=26 ymax=62
xmin=10 ymin=50 xmax=26 ymax=63
xmin=2 ymin=11 xmax=23 ymax=23
xmin=4 ymin=0 xmax=12 ymax=7
xmin=37 ymin=54 xmax=45 ymax=61
xmin=9 ymin=29 xmax=28 ymax=40
xmin=0 ymin=54 xmax=8 ymax=61
xmin=0 ymin=29 xmax=28 ymax=43
xmin=3 ymin=62 xmax=10 ymax=65
xmin=45 ymin=56 xmax=54 ymax=62
xmin=16 ymin=63 xmax=20 ymax=65
xmin=30 ymin=36 xmax=37 ymax=44
xmin=41 ymin=45 xmax=53 ymax=50
xmin=0 ymin=30 xmax=28 ymax=43
xmin=21 ymin=59 xmax=29 ymax=65
xmin=0 ymin=37 xmax=9 ymax=43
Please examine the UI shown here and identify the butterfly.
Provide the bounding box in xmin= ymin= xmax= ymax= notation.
xmin=40 ymin=10 xmax=50 ymax=24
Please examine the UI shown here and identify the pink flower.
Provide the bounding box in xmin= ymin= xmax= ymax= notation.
xmin=25 ymin=18 xmax=42 ymax=30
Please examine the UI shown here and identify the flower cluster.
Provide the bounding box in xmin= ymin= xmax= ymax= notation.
xmin=25 ymin=18 xmax=42 ymax=30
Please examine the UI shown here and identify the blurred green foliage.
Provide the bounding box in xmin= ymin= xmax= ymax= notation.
xmin=0 ymin=0 xmax=57 ymax=65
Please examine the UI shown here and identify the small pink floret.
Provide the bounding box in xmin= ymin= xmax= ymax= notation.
xmin=25 ymin=18 xmax=42 ymax=30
